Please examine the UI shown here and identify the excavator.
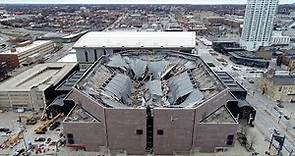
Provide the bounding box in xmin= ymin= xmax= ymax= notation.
xmin=34 ymin=113 xmax=64 ymax=134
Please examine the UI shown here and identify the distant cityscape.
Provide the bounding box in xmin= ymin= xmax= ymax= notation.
xmin=0 ymin=2 xmax=295 ymax=156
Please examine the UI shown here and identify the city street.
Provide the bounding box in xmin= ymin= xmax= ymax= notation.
xmin=196 ymin=40 xmax=295 ymax=155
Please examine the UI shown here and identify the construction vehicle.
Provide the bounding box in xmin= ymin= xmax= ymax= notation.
xmin=34 ymin=113 xmax=64 ymax=134
xmin=17 ymin=113 xmax=38 ymax=125
xmin=0 ymin=130 xmax=24 ymax=149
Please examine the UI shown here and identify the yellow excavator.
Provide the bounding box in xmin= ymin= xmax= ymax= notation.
xmin=34 ymin=113 xmax=64 ymax=134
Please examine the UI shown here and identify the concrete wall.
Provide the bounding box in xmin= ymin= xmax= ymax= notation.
xmin=63 ymin=89 xmax=238 ymax=154
xmin=76 ymin=49 xmax=86 ymax=62
xmin=66 ymin=90 xmax=147 ymax=154
xmin=105 ymin=108 xmax=146 ymax=155
xmin=195 ymin=90 xmax=235 ymax=122
xmin=153 ymin=108 xmax=195 ymax=154
xmin=194 ymin=90 xmax=236 ymax=148
xmin=196 ymin=123 xmax=238 ymax=152
xmin=62 ymin=122 xmax=105 ymax=151
xmin=76 ymin=48 xmax=105 ymax=63
xmin=64 ymin=89 xmax=107 ymax=151
xmin=0 ymin=90 xmax=45 ymax=110
xmin=67 ymin=88 xmax=105 ymax=121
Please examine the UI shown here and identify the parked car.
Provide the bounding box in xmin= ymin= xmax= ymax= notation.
xmin=49 ymin=122 xmax=60 ymax=130
xmin=274 ymin=129 xmax=280 ymax=135
xmin=48 ymin=141 xmax=57 ymax=146
xmin=1 ymin=133 xmax=10 ymax=137
xmin=16 ymin=108 xmax=25 ymax=113
xmin=284 ymin=115 xmax=290 ymax=120
xmin=277 ymin=103 xmax=284 ymax=108
xmin=46 ymin=138 xmax=52 ymax=144
xmin=34 ymin=137 xmax=46 ymax=142
xmin=0 ymin=128 xmax=10 ymax=133
xmin=13 ymin=148 xmax=25 ymax=156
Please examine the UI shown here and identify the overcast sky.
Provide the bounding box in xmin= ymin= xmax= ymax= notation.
xmin=0 ymin=0 xmax=293 ymax=4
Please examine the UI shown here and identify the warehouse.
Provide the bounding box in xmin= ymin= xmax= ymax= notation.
xmin=73 ymin=31 xmax=196 ymax=63
xmin=0 ymin=62 xmax=77 ymax=110
xmin=62 ymin=51 xmax=238 ymax=154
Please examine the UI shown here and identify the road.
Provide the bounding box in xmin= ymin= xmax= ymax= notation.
xmin=104 ymin=13 xmax=126 ymax=31
xmin=221 ymin=53 xmax=295 ymax=155
xmin=196 ymin=41 xmax=295 ymax=155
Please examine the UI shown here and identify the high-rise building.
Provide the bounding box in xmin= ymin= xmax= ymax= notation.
xmin=240 ymin=0 xmax=279 ymax=51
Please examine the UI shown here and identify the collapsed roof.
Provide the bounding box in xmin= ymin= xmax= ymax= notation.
xmin=78 ymin=51 xmax=224 ymax=108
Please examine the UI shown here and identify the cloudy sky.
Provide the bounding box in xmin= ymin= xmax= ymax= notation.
xmin=0 ymin=0 xmax=293 ymax=4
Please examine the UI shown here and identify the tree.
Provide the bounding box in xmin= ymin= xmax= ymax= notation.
xmin=248 ymin=133 xmax=257 ymax=150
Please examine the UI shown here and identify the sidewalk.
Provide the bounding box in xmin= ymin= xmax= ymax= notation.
xmin=249 ymin=90 xmax=295 ymax=140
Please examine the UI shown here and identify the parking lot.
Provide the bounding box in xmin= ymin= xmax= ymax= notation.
xmin=0 ymin=111 xmax=65 ymax=155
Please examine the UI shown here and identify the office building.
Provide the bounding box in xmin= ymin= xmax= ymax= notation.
xmin=0 ymin=40 xmax=56 ymax=69
xmin=240 ymin=0 xmax=279 ymax=51
xmin=277 ymin=49 xmax=295 ymax=73
xmin=259 ymin=70 xmax=295 ymax=102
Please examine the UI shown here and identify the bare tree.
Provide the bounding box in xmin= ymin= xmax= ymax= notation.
xmin=240 ymin=123 xmax=249 ymax=136
xmin=248 ymin=131 xmax=257 ymax=150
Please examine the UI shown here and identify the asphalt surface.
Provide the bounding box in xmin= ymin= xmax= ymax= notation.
xmin=196 ymin=40 xmax=295 ymax=156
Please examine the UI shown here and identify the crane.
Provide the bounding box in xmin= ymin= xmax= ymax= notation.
xmin=34 ymin=113 xmax=64 ymax=134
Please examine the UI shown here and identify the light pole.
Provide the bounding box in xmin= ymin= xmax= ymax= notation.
xmin=18 ymin=122 xmax=28 ymax=152
xmin=278 ymin=114 xmax=282 ymax=124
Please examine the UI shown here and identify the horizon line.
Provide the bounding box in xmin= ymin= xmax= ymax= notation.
xmin=0 ymin=3 xmax=293 ymax=5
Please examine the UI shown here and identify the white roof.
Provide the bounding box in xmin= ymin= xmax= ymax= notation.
xmin=57 ymin=53 xmax=77 ymax=63
xmin=73 ymin=31 xmax=196 ymax=48
xmin=1 ymin=40 xmax=52 ymax=54
xmin=0 ymin=63 xmax=77 ymax=92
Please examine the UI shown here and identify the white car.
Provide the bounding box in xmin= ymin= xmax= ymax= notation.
xmin=1 ymin=133 xmax=10 ymax=137
xmin=16 ymin=108 xmax=25 ymax=113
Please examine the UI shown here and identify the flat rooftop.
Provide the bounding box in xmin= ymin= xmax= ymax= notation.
xmin=229 ymin=51 xmax=268 ymax=63
xmin=1 ymin=40 xmax=53 ymax=55
xmin=57 ymin=53 xmax=77 ymax=63
xmin=0 ymin=63 xmax=77 ymax=92
xmin=267 ymin=74 xmax=295 ymax=86
xmin=77 ymin=50 xmax=225 ymax=108
xmin=215 ymin=71 xmax=246 ymax=92
xmin=73 ymin=31 xmax=196 ymax=48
